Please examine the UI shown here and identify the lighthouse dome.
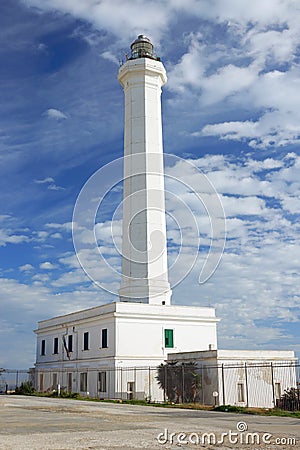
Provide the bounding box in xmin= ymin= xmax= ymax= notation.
xmin=130 ymin=35 xmax=156 ymax=60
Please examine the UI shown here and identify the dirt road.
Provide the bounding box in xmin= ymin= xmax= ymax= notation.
xmin=0 ymin=395 xmax=299 ymax=449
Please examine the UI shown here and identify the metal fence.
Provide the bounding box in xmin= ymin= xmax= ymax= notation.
xmin=197 ymin=361 xmax=300 ymax=409
xmin=2 ymin=363 xmax=300 ymax=410
xmin=0 ymin=368 xmax=32 ymax=393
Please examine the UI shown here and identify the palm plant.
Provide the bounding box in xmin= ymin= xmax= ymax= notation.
xmin=156 ymin=361 xmax=201 ymax=403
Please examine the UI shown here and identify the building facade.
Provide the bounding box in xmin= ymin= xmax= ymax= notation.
xmin=35 ymin=302 xmax=218 ymax=399
xmin=168 ymin=350 xmax=298 ymax=408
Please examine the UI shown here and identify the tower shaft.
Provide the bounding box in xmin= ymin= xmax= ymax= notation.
xmin=118 ymin=38 xmax=171 ymax=305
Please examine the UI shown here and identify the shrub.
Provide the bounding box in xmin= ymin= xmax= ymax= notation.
xmin=15 ymin=381 xmax=35 ymax=395
xmin=214 ymin=404 xmax=246 ymax=413
xmin=156 ymin=361 xmax=201 ymax=403
xmin=277 ymin=388 xmax=300 ymax=411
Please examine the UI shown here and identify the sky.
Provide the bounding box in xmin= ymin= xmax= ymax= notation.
xmin=1 ymin=0 xmax=300 ymax=369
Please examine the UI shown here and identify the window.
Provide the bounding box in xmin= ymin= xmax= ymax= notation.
xmin=68 ymin=335 xmax=73 ymax=353
xmin=275 ymin=382 xmax=281 ymax=399
xmin=83 ymin=332 xmax=89 ymax=350
xmin=164 ymin=329 xmax=174 ymax=348
xmin=80 ymin=372 xmax=87 ymax=392
xmin=98 ymin=371 xmax=107 ymax=392
xmin=53 ymin=337 xmax=58 ymax=354
xmin=52 ymin=373 xmax=57 ymax=390
xmin=237 ymin=383 xmax=245 ymax=402
xmin=101 ymin=329 xmax=108 ymax=348
xmin=41 ymin=339 xmax=46 ymax=356
xmin=127 ymin=381 xmax=135 ymax=400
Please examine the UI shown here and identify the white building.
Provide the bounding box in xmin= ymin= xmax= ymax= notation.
xmin=34 ymin=36 xmax=297 ymax=406
xmin=35 ymin=302 xmax=218 ymax=399
xmin=168 ymin=350 xmax=297 ymax=408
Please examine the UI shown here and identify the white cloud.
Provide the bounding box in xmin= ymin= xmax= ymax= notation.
xmin=167 ymin=34 xmax=206 ymax=93
xmin=245 ymin=158 xmax=284 ymax=172
xmin=192 ymin=64 xmax=300 ymax=147
xmin=37 ymin=42 xmax=47 ymax=52
xmin=23 ymin=0 xmax=300 ymax=41
xmin=0 ymin=215 xmax=12 ymax=222
xmin=19 ymin=264 xmax=34 ymax=272
xmin=101 ymin=51 xmax=119 ymax=66
xmin=50 ymin=232 xmax=63 ymax=239
xmin=56 ymin=245 xmax=122 ymax=292
xmin=47 ymin=184 xmax=65 ymax=191
xmin=280 ymin=195 xmax=300 ymax=214
xmin=33 ymin=230 xmax=50 ymax=241
xmin=201 ymin=120 xmax=257 ymax=140
xmin=51 ymin=269 xmax=89 ymax=287
xmin=32 ymin=273 xmax=50 ymax=283
xmin=0 ymin=216 xmax=30 ymax=247
xmin=200 ymin=64 xmax=258 ymax=105
xmin=220 ymin=195 xmax=266 ymax=217
xmin=166 ymin=3 xmax=300 ymax=148
xmin=45 ymin=222 xmax=73 ymax=231
xmin=0 ymin=229 xmax=29 ymax=247
xmin=34 ymin=177 xmax=65 ymax=191
xmin=39 ymin=261 xmax=57 ymax=270
xmin=23 ymin=0 xmax=171 ymax=43
xmin=44 ymin=108 xmax=68 ymax=120
xmin=246 ymin=28 xmax=298 ymax=64
xmin=34 ymin=177 xmax=55 ymax=184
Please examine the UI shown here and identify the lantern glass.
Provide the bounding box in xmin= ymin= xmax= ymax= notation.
xmin=130 ymin=35 xmax=154 ymax=59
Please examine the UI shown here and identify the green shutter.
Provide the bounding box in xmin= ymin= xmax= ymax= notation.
xmin=164 ymin=329 xmax=174 ymax=348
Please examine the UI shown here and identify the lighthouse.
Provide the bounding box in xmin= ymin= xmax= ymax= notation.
xmin=34 ymin=36 xmax=220 ymax=400
xmin=33 ymin=36 xmax=296 ymax=404
xmin=118 ymin=35 xmax=171 ymax=305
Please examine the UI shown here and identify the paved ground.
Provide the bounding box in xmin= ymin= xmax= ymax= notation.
xmin=0 ymin=395 xmax=299 ymax=449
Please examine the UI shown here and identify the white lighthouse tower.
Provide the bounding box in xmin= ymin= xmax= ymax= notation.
xmin=118 ymin=35 xmax=171 ymax=305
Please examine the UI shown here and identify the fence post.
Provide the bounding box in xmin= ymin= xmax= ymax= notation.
xmin=201 ymin=364 xmax=204 ymax=404
xmin=120 ymin=367 xmax=123 ymax=400
xmin=182 ymin=365 xmax=185 ymax=403
xmin=164 ymin=365 xmax=167 ymax=402
xmin=221 ymin=364 xmax=226 ymax=405
xmin=148 ymin=367 xmax=151 ymax=402
xmin=244 ymin=363 xmax=249 ymax=407
xmin=134 ymin=367 xmax=136 ymax=400
xmin=16 ymin=370 xmax=19 ymax=389
xmin=271 ymin=363 xmax=276 ymax=407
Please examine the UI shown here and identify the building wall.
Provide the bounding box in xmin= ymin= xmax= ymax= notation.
xmin=218 ymin=360 xmax=297 ymax=408
xmin=36 ymin=317 xmax=116 ymax=366
xmin=168 ymin=350 xmax=297 ymax=408
xmin=34 ymin=302 xmax=218 ymax=399
xmin=115 ymin=317 xmax=217 ymax=360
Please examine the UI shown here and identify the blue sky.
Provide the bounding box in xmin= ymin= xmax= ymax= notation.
xmin=1 ymin=0 xmax=300 ymax=368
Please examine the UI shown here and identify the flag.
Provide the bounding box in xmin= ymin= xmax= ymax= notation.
xmin=62 ymin=335 xmax=70 ymax=360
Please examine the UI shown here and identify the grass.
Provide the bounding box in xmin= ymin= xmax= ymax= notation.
xmin=24 ymin=391 xmax=300 ymax=418
xmin=213 ymin=404 xmax=300 ymax=418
